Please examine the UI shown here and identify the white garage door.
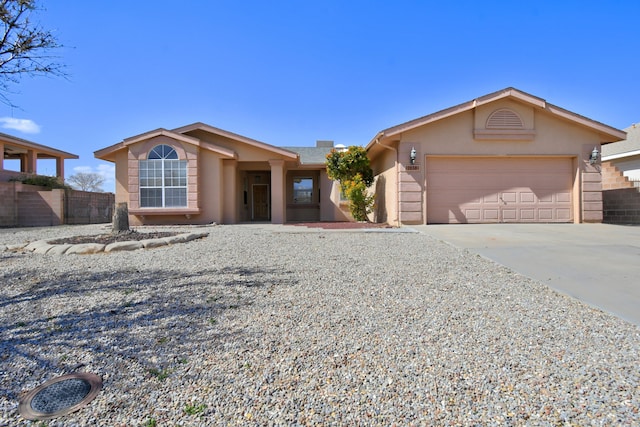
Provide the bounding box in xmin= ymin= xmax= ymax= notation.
xmin=426 ymin=157 xmax=573 ymax=224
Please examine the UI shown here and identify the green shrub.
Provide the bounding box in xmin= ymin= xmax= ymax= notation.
xmin=9 ymin=174 xmax=70 ymax=189
xmin=326 ymin=146 xmax=375 ymax=221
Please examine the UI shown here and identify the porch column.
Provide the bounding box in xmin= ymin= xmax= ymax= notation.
xmin=26 ymin=149 xmax=37 ymax=174
xmin=222 ymin=159 xmax=237 ymax=224
xmin=269 ymin=159 xmax=285 ymax=224
xmin=56 ymin=157 xmax=64 ymax=179
xmin=0 ymin=142 xmax=4 ymax=170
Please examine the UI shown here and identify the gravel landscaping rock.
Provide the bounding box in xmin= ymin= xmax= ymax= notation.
xmin=0 ymin=224 xmax=638 ymax=426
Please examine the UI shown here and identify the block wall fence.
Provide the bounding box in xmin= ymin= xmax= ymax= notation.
xmin=601 ymin=161 xmax=640 ymax=224
xmin=0 ymin=182 xmax=114 ymax=227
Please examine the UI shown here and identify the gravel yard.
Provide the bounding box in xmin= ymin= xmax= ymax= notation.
xmin=1 ymin=224 xmax=638 ymax=426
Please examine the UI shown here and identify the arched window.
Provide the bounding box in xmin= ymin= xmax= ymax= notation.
xmin=139 ymin=144 xmax=187 ymax=207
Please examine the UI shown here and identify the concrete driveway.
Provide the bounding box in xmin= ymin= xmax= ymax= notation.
xmin=414 ymin=223 xmax=640 ymax=326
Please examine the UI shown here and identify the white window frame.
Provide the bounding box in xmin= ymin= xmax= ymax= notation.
xmin=139 ymin=145 xmax=187 ymax=208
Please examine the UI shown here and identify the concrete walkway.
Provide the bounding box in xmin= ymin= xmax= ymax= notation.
xmin=414 ymin=223 xmax=640 ymax=326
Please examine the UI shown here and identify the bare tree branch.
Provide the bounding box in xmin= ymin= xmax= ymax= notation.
xmin=0 ymin=0 xmax=66 ymax=106
xmin=67 ymin=172 xmax=105 ymax=192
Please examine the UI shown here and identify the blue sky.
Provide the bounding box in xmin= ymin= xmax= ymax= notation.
xmin=2 ymin=1 xmax=639 ymax=192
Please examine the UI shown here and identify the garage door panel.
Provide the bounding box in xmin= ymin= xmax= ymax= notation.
xmin=521 ymin=209 xmax=535 ymax=220
xmin=502 ymin=192 xmax=517 ymax=203
xmin=465 ymin=209 xmax=481 ymax=220
xmin=520 ymin=192 xmax=535 ymax=203
xmin=427 ymin=157 xmax=573 ymax=224
xmin=502 ymin=209 xmax=517 ymax=220
xmin=483 ymin=209 xmax=499 ymax=220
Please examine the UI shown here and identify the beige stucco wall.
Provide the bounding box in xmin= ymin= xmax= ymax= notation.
xmin=373 ymin=100 xmax=611 ymax=225
xmin=370 ymin=145 xmax=399 ymax=225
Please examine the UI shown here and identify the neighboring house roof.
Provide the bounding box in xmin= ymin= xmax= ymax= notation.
xmin=602 ymin=123 xmax=640 ymax=160
xmin=282 ymin=146 xmax=333 ymax=165
xmin=1 ymin=131 xmax=78 ymax=159
xmin=366 ymin=87 xmax=626 ymax=151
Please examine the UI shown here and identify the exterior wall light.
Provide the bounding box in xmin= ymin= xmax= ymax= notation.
xmin=589 ymin=146 xmax=599 ymax=164
xmin=410 ymin=147 xmax=417 ymax=164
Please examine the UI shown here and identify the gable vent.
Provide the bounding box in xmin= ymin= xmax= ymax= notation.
xmin=486 ymin=109 xmax=524 ymax=129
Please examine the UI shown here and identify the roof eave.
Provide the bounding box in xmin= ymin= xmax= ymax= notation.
xmin=173 ymin=122 xmax=298 ymax=160
xmin=602 ymin=149 xmax=640 ymax=161
xmin=0 ymin=131 xmax=79 ymax=159
xmin=366 ymin=87 xmax=625 ymax=147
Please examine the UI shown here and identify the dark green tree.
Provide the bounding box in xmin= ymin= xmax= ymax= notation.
xmin=326 ymin=146 xmax=375 ymax=221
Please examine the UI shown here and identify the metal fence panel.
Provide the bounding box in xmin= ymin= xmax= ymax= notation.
xmin=64 ymin=190 xmax=114 ymax=224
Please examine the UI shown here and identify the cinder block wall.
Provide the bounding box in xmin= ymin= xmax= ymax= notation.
xmin=0 ymin=182 xmax=48 ymax=227
xmin=603 ymin=188 xmax=640 ymax=224
xmin=602 ymin=161 xmax=635 ymax=190
xmin=1 ymin=182 xmax=114 ymax=227
xmin=0 ymin=183 xmax=18 ymax=226
xmin=17 ymin=189 xmax=64 ymax=227
xmin=601 ymin=161 xmax=640 ymax=224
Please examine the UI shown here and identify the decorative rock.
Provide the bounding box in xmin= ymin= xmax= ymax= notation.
xmin=5 ymin=243 xmax=27 ymax=251
xmin=65 ymin=243 xmax=106 ymax=254
xmin=163 ymin=232 xmax=209 ymax=245
xmin=24 ymin=240 xmax=51 ymax=252
xmin=162 ymin=234 xmax=192 ymax=244
xmin=139 ymin=239 xmax=168 ymax=249
xmin=3 ymin=232 xmax=208 ymax=256
xmin=105 ymin=241 xmax=144 ymax=253
xmin=46 ymin=244 xmax=72 ymax=255
xmin=33 ymin=244 xmax=56 ymax=254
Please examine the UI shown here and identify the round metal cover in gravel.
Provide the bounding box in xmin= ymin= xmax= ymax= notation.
xmin=18 ymin=372 xmax=102 ymax=420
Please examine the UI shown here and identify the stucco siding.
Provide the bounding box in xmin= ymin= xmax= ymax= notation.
xmin=371 ymin=146 xmax=398 ymax=224
xmin=377 ymin=98 xmax=610 ymax=224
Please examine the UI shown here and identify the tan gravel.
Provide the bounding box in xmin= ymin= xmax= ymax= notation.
xmin=0 ymin=224 xmax=638 ymax=426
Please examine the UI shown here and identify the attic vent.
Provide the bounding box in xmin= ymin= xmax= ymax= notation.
xmin=486 ymin=109 xmax=524 ymax=129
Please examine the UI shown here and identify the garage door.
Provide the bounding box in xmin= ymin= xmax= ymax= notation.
xmin=426 ymin=157 xmax=573 ymax=224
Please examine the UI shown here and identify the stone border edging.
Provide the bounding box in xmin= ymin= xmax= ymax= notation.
xmin=3 ymin=232 xmax=209 ymax=255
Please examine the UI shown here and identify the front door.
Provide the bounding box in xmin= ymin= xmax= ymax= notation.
xmin=252 ymin=184 xmax=270 ymax=220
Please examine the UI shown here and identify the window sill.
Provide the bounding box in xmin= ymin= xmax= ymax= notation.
xmin=287 ymin=204 xmax=319 ymax=209
xmin=130 ymin=208 xmax=202 ymax=218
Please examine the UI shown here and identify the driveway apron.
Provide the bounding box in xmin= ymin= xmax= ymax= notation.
xmin=414 ymin=224 xmax=640 ymax=326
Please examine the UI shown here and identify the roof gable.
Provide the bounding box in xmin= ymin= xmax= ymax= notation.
xmin=95 ymin=127 xmax=240 ymax=160
xmin=367 ymin=87 xmax=626 ymax=150
xmin=173 ymin=122 xmax=298 ymax=159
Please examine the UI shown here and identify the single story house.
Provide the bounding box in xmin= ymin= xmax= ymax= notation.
xmin=602 ymin=123 xmax=640 ymax=185
xmin=94 ymin=123 xmax=350 ymax=225
xmin=0 ymin=132 xmax=78 ymax=182
xmin=95 ymin=88 xmax=625 ymax=226
xmin=367 ymin=87 xmax=626 ymax=225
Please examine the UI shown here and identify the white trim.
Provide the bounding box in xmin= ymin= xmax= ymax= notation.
xmin=602 ymin=149 xmax=640 ymax=161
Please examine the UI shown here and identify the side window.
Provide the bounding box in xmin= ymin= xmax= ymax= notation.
xmin=139 ymin=144 xmax=187 ymax=207
xmin=293 ymin=177 xmax=313 ymax=204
